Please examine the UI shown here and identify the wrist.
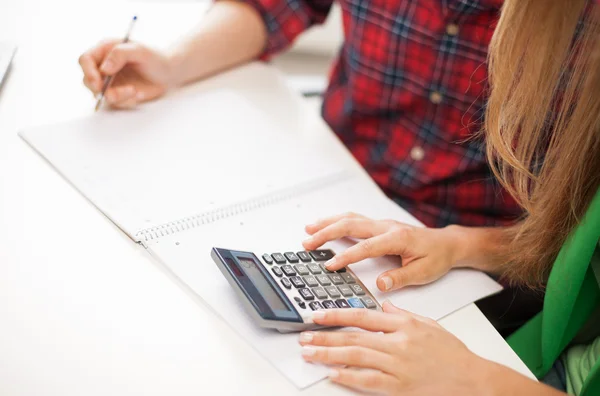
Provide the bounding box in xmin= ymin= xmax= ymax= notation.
xmin=441 ymin=225 xmax=506 ymax=273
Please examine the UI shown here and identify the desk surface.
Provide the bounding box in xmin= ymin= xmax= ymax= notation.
xmin=0 ymin=1 xmax=533 ymax=395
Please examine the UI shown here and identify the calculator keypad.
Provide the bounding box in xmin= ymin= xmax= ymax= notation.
xmin=261 ymin=249 xmax=378 ymax=314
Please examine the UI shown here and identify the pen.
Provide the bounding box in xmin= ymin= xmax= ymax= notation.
xmin=95 ymin=15 xmax=138 ymax=112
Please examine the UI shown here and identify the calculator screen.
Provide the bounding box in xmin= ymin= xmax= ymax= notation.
xmin=238 ymin=257 xmax=287 ymax=312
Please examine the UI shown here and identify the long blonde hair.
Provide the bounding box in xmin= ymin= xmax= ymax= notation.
xmin=485 ymin=0 xmax=600 ymax=286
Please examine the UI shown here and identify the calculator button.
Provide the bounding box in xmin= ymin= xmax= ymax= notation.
xmin=347 ymin=298 xmax=365 ymax=308
xmin=310 ymin=250 xmax=335 ymax=261
xmin=319 ymin=263 xmax=333 ymax=273
xmin=297 ymin=251 xmax=312 ymax=262
xmin=341 ymin=273 xmax=355 ymax=283
xmin=271 ymin=253 xmax=286 ymax=264
xmin=335 ymin=267 xmax=347 ymax=273
xmin=281 ymin=265 xmax=296 ymax=277
xmin=325 ymin=286 xmax=341 ymax=298
xmin=311 ymin=287 xmax=328 ymax=299
xmin=294 ymin=264 xmax=310 ymax=276
xmin=299 ymin=288 xmax=315 ymax=301
xmin=307 ymin=264 xmax=322 ymax=274
xmin=281 ymin=278 xmax=292 ymax=289
xmin=262 ymin=254 xmax=273 ymax=265
xmin=329 ymin=274 xmax=344 ymax=285
xmin=284 ymin=252 xmax=300 ymax=263
xmin=338 ymin=285 xmax=353 ymax=297
xmin=290 ymin=276 xmax=305 ymax=288
xmin=309 ymin=301 xmax=324 ymax=311
xmin=322 ymin=300 xmax=337 ymax=309
xmin=294 ymin=296 xmax=306 ymax=309
xmin=303 ymin=276 xmax=319 ymax=288
xmin=316 ymin=275 xmax=331 ymax=286
xmin=361 ymin=297 xmax=377 ymax=309
xmin=335 ymin=299 xmax=351 ymax=308
xmin=272 ymin=267 xmax=283 ymax=277
xmin=350 ymin=284 xmax=366 ymax=296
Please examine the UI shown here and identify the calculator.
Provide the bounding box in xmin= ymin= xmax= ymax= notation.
xmin=211 ymin=247 xmax=381 ymax=332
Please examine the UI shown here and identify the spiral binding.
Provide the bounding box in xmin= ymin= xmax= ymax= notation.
xmin=134 ymin=171 xmax=350 ymax=244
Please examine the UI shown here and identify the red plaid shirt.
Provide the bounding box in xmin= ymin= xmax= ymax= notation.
xmin=242 ymin=0 xmax=522 ymax=227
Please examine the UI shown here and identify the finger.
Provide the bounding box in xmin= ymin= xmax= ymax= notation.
xmin=328 ymin=232 xmax=400 ymax=270
xmin=110 ymin=96 xmax=138 ymax=110
xmin=377 ymin=260 xmax=445 ymax=292
xmin=305 ymin=212 xmax=365 ymax=235
xmin=79 ymin=55 xmax=103 ymax=93
xmin=329 ymin=368 xmax=400 ymax=395
xmin=299 ymin=330 xmax=391 ymax=354
xmin=100 ymin=42 xmax=149 ymax=76
xmin=312 ymin=309 xmax=403 ymax=333
xmin=302 ymin=345 xmax=397 ymax=374
xmin=104 ymin=85 xmax=136 ymax=106
xmin=303 ymin=218 xmax=386 ymax=252
xmin=381 ymin=300 xmax=438 ymax=326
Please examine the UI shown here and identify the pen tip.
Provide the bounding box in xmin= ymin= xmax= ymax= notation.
xmin=133 ymin=16 xmax=137 ymax=20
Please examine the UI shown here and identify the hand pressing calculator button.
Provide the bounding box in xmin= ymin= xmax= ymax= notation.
xmin=212 ymin=247 xmax=381 ymax=332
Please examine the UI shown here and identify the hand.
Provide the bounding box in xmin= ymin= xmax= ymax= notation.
xmin=299 ymin=302 xmax=492 ymax=396
xmin=302 ymin=213 xmax=462 ymax=292
xmin=78 ymin=39 xmax=173 ymax=109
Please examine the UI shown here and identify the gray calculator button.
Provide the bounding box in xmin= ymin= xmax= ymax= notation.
xmin=284 ymin=252 xmax=299 ymax=263
xmin=309 ymin=301 xmax=324 ymax=311
xmin=325 ymin=286 xmax=341 ymax=298
xmin=294 ymin=264 xmax=310 ymax=276
xmin=307 ymin=264 xmax=322 ymax=274
xmin=335 ymin=299 xmax=350 ymax=308
xmin=303 ymin=276 xmax=319 ymax=287
xmin=319 ymin=263 xmax=333 ymax=273
xmin=312 ymin=287 xmax=328 ymax=299
xmin=338 ymin=285 xmax=353 ymax=297
xmin=341 ymin=273 xmax=355 ymax=284
xmin=297 ymin=251 xmax=312 ymax=262
xmin=329 ymin=274 xmax=344 ymax=285
xmin=350 ymin=284 xmax=366 ymax=296
xmin=262 ymin=254 xmax=273 ymax=264
xmin=281 ymin=265 xmax=296 ymax=277
xmin=361 ymin=297 xmax=377 ymax=309
xmin=272 ymin=267 xmax=283 ymax=277
xmin=281 ymin=278 xmax=292 ymax=289
xmin=316 ymin=275 xmax=331 ymax=286
xmin=290 ymin=276 xmax=305 ymax=288
xmin=271 ymin=253 xmax=286 ymax=264
xmin=322 ymin=300 xmax=337 ymax=309
xmin=299 ymin=288 xmax=315 ymax=301
xmin=310 ymin=250 xmax=335 ymax=261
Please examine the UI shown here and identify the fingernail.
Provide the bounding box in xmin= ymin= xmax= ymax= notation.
xmin=312 ymin=311 xmax=326 ymax=321
xmin=303 ymin=237 xmax=313 ymax=245
xmin=136 ymin=91 xmax=145 ymax=101
xmin=325 ymin=257 xmax=336 ymax=268
xmin=100 ymin=60 xmax=113 ymax=72
xmin=328 ymin=369 xmax=339 ymax=379
xmin=302 ymin=346 xmax=317 ymax=357
xmin=299 ymin=332 xmax=314 ymax=343
xmin=381 ymin=276 xmax=393 ymax=291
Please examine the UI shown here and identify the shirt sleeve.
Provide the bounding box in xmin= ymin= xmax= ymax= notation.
xmin=237 ymin=0 xmax=335 ymax=56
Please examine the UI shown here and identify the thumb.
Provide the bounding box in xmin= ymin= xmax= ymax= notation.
xmin=100 ymin=42 xmax=148 ymax=75
xmin=377 ymin=260 xmax=442 ymax=292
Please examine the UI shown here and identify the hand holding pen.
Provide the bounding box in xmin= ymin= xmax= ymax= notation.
xmin=78 ymin=16 xmax=173 ymax=110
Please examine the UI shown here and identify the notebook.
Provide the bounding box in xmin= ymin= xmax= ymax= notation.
xmin=19 ymin=63 xmax=502 ymax=389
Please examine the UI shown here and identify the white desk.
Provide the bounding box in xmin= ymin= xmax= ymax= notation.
xmin=0 ymin=2 xmax=533 ymax=395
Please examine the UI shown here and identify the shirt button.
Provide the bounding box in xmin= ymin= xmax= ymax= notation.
xmin=430 ymin=91 xmax=443 ymax=104
xmin=446 ymin=23 xmax=459 ymax=36
xmin=410 ymin=146 xmax=425 ymax=161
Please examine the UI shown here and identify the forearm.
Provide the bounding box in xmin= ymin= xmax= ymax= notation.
xmin=166 ymin=1 xmax=267 ymax=87
xmin=479 ymin=359 xmax=565 ymax=396
xmin=444 ymin=224 xmax=520 ymax=274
